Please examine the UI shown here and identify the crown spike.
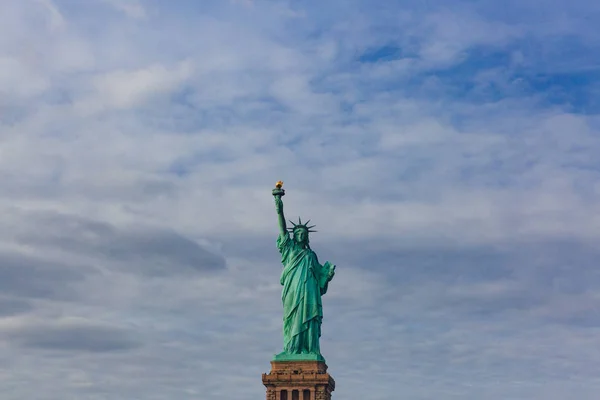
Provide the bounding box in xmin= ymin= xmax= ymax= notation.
xmin=288 ymin=220 xmax=297 ymax=227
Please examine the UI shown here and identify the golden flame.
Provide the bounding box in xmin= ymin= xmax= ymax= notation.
xmin=275 ymin=180 xmax=284 ymax=188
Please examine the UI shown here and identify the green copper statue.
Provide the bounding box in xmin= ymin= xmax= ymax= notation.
xmin=272 ymin=181 xmax=336 ymax=361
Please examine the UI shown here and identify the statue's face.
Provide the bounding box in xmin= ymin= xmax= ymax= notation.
xmin=294 ymin=228 xmax=308 ymax=244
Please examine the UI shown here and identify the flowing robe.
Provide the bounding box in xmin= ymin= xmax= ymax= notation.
xmin=277 ymin=232 xmax=333 ymax=355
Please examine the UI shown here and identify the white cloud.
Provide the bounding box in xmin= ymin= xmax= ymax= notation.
xmin=416 ymin=11 xmax=523 ymax=67
xmin=81 ymin=61 xmax=194 ymax=111
xmin=101 ymin=0 xmax=147 ymax=19
xmin=37 ymin=0 xmax=65 ymax=30
xmin=0 ymin=56 xmax=50 ymax=99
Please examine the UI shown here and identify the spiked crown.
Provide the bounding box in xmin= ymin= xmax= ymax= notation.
xmin=287 ymin=217 xmax=317 ymax=234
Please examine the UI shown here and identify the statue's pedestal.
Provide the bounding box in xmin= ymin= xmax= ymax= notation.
xmin=262 ymin=360 xmax=335 ymax=400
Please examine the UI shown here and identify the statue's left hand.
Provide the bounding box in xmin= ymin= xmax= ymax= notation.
xmin=327 ymin=264 xmax=336 ymax=279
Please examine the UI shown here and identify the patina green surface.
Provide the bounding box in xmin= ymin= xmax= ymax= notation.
xmin=272 ymin=182 xmax=335 ymax=361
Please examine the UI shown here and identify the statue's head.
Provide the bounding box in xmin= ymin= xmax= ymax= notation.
xmin=288 ymin=217 xmax=316 ymax=248
xmin=294 ymin=227 xmax=308 ymax=245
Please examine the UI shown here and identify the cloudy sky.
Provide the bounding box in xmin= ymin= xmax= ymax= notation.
xmin=1 ymin=0 xmax=600 ymax=399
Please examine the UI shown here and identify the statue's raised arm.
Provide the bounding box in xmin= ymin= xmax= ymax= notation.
xmin=273 ymin=180 xmax=287 ymax=236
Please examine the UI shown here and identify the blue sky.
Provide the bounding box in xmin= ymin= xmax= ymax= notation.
xmin=1 ymin=0 xmax=600 ymax=399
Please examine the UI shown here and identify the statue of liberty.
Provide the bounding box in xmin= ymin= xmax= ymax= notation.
xmin=272 ymin=181 xmax=336 ymax=361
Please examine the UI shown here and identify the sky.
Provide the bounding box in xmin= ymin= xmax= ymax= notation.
xmin=1 ymin=0 xmax=600 ymax=399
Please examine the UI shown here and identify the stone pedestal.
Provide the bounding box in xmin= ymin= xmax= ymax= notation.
xmin=262 ymin=360 xmax=335 ymax=400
